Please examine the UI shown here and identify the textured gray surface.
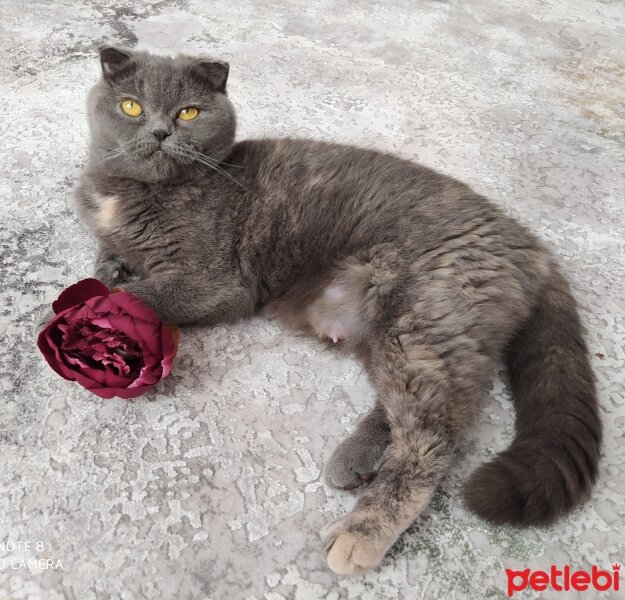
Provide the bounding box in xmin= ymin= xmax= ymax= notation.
xmin=1 ymin=1 xmax=624 ymax=598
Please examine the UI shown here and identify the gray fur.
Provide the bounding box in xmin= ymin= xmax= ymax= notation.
xmin=73 ymin=47 xmax=602 ymax=574
xmin=325 ymin=403 xmax=391 ymax=490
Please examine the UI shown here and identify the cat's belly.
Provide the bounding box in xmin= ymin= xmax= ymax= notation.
xmin=307 ymin=281 xmax=366 ymax=344
xmin=265 ymin=250 xmax=394 ymax=348
xmin=267 ymin=276 xmax=367 ymax=348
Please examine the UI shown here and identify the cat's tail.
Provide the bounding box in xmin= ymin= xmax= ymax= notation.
xmin=463 ymin=262 xmax=602 ymax=526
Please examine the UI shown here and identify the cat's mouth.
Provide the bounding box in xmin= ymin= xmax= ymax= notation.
xmin=150 ymin=148 xmax=166 ymax=158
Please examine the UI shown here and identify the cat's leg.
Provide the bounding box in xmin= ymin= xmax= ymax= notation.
xmin=322 ymin=334 xmax=482 ymax=575
xmin=325 ymin=402 xmax=391 ymax=490
xmin=94 ymin=245 xmax=138 ymax=288
xmin=121 ymin=274 xmax=255 ymax=325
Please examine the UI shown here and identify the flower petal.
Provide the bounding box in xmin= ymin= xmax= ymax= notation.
xmin=160 ymin=324 xmax=179 ymax=379
xmin=108 ymin=291 xmax=162 ymax=324
xmin=37 ymin=321 xmax=76 ymax=381
xmin=88 ymin=380 xmax=152 ymax=399
xmin=52 ymin=279 xmax=109 ymax=314
xmin=106 ymin=313 xmax=162 ymax=362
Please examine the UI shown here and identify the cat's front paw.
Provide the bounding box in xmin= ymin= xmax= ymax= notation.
xmin=321 ymin=514 xmax=391 ymax=575
xmin=95 ymin=259 xmax=139 ymax=288
xmin=325 ymin=433 xmax=387 ymax=491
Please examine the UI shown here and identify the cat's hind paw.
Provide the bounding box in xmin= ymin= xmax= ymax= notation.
xmin=321 ymin=516 xmax=390 ymax=575
xmin=324 ymin=430 xmax=387 ymax=490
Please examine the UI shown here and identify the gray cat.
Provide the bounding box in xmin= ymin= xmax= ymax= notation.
xmin=73 ymin=46 xmax=602 ymax=575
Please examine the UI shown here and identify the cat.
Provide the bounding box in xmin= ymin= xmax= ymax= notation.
xmin=73 ymin=45 xmax=602 ymax=575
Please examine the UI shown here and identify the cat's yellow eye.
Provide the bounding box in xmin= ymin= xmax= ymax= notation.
xmin=120 ymin=98 xmax=143 ymax=117
xmin=178 ymin=106 xmax=199 ymax=121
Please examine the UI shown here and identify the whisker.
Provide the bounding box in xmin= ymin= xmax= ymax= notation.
xmin=172 ymin=146 xmax=248 ymax=190
xmin=99 ymin=148 xmax=124 ymax=163
xmin=195 ymin=152 xmax=244 ymax=169
xmin=195 ymin=156 xmax=248 ymax=190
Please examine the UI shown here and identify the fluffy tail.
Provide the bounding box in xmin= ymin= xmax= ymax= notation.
xmin=464 ymin=263 xmax=602 ymax=526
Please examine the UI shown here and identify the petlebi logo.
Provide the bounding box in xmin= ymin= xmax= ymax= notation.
xmin=505 ymin=562 xmax=620 ymax=597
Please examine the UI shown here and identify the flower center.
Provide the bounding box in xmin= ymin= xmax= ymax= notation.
xmin=58 ymin=320 xmax=144 ymax=378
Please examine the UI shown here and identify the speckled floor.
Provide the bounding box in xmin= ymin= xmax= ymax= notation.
xmin=1 ymin=1 xmax=624 ymax=599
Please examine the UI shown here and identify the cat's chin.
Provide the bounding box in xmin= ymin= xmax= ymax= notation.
xmin=125 ymin=155 xmax=184 ymax=183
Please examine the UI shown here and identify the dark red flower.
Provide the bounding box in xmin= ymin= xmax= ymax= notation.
xmin=38 ymin=279 xmax=180 ymax=399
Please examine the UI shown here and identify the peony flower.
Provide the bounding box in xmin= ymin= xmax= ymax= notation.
xmin=37 ymin=279 xmax=180 ymax=399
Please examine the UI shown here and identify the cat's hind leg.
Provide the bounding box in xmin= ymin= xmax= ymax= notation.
xmin=322 ymin=334 xmax=484 ymax=574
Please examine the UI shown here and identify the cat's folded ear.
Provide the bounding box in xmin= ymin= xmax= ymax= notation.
xmin=98 ymin=45 xmax=136 ymax=81
xmin=190 ymin=58 xmax=230 ymax=92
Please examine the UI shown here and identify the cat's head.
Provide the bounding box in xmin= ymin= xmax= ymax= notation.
xmin=87 ymin=46 xmax=236 ymax=183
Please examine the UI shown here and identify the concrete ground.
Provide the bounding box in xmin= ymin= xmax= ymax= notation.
xmin=0 ymin=1 xmax=623 ymax=598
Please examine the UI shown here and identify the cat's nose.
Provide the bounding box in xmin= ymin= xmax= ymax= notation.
xmin=151 ymin=128 xmax=171 ymax=142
